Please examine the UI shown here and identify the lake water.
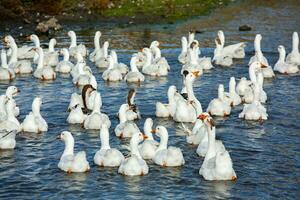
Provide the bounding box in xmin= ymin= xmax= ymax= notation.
xmin=0 ymin=0 xmax=299 ymax=199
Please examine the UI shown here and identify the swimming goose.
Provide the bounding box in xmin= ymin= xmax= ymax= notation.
xmin=55 ymin=48 xmax=74 ymax=73
xmin=217 ymin=30 xmax=246 ymax=58
xmin=89 ymin=31 xmax=102 ymax=62
xmin=118 ymin=132 xmax=149 ymax=176
xmin=72 ymin=59 xmax=94 ymax=86
xmin=173 ymin=71 xmax=202 ymax=123
xmin=111 ymin=50 xmax=128 ymax=75
xmin=236 ymin=77 xmax=251 ymax=97
xmin=6 ymin=36 xmax=34 ymax=59
xmin=224 ymin=77 xmax=242 ymax=106
xmin=67 ymin=104 xmax=87 ymax=124
xmin=248 ymin=34 xmax=275 ymax=78
xmin=33 ymin=47 xmax=56 ymax=80
xmin=0 ymin=100 xmax=21 ymax=132
xmin=196 ymin=113 xmax=225 ymax=157
xmin=150 ymin=41 xmax=170 ymax=71
xmin=0 ymin=49 xmax=15 ymax=80
xmin=102 ymin=55 xmax=123 ymax=82
xmin=213 ymin=38 xmax=233 ymax=67
xmin=67 ymin=92 xmax=84 ymax=112
xmin=95 ymin=41 xmax=109 ymax=68
xmin=94 ymin=124 xmax=125 ymax=167
xmin=139 ymin=118 xmax=159 ymax=160
xmin=68 ymin=31 xmax=88 ymax=58
xmin=207 ymin=84 xmax=231 ymax=117
xmin=178 ymin=36 xmax=188 ymax=64
xmin=0 ymin=130 xmax=17 ymax=149
xmin=71 ymin=52 xmax=85 ymax=78
xmin=142 ymin=48 xmax=168 ymax=76
xmin=156 ymin=85 xmax=178 ymax=118
xmin=43 ymin=38 xmax=59 ymax=67
xmin=115 ymin=104 xmax=140 ymax=138
xmin=21 ymin=97 xmax=48 ymax=133
xmin=83 ymin=92 xmax=111 ymax=129
xmin=286 ymin=32 xmax=300 ymax=66
xmin=199 ymin=114 xmax=236 ymax=181
xmin=81 ymin=84 xmax=99 ymax=112
xmin=181 ymin=41 xmax=204 ymax=74
xmin=274 ymin=45 xmax=299 ymax=74
xmin=152 ymin=125 xmax=185 ymax=167
xmin=4 ymin=36 xmax=33 ymax=74
xmin=57 ymin=131 xmax=90 ymax=173
xmin=5 ymin=86 xmax=20 ymax=117
xmin=124 ymin=55 xmax=145 ymax=83
xmin=239 ymin=82 xmax=268 ymax=121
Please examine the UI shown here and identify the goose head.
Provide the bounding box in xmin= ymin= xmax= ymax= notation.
xmin=95 ymin=31 xmax=102 ymax=39
xmin=150 ymin=41 xmax=160 ymax=49
xmin=167 ymin=85 xmax=177 ymax=98
xmin=57 ymin=131 xmax=74 ymax=155
xmin=6 ymin=86 xmax=20 ymax=98
xmin=29 ymin=34 xmax=40 ymax=46
xmin=144 ymin=118 xmax=154 ymax=140
xmin=198 ymin=113 xmax=215 ymax=129
xmin=151 ymin=126 xmax=168 ymax=148
xmin=3 ymin=35 xmax=14 ymax=47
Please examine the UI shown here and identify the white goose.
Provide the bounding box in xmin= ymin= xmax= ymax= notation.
xmin=286 ymin=32 xmax=300 ymax=66
xmin=55 ymin=48 xmax=74 ymax=73
xmin=115 ymin=104 xmax=140 ymax=138
xmin=89 ymin=31 xmax=102 ymax=62
xmin=67 ymin=104 xmax=87 ymax=124
xmin=196 ymin=113 xmax=225 ymax=157
xmin=199 ymin=115 xmax=236 ymax=181
xmin=95 ymin=41 xmax=109 ymax=68
xmin=178 ymin=36 xmax=188 ymax=64
xmin=239 ymin=82 xmax=268 ymax=121
xmin=57 ymin=131 xmax=90 ymax=173
xmin=274 ymin=45 xmax=299 ymax=74
xmin=68 ymin=30 xmax=87 ymax=58
xmin=6 ymin=35 xmax=34 ymax=59
xmin=4 ymin=36 xmax=32 ymax=74
xmin=142 ymin=48 xmax=168 ymax=76
xmin=217 ymin=30 xmax=246 ymax=58
xmin=248 ymin=34 xmax=275 ymax=78
xmin=124 ymin=56 xmax=145 ymax=83
xmin=5 ymin=86 xmax=20 ymax=117
xmin=0 ymin=49 xmax=15 ymax=80
xmin=224 ymin=77 xmax=242 ymax=106
xmin=102 ymin=55 xmax=123 ymax=82
xmin=173 ymin=71 xmax=202 ymax=123
xmin=236 ymin=77 xmax=251 ymax=97
xmin=207 ymin=84 xmax=231 ymax=117
xmin=118 ymin=132 xmax=149 ymax=176
xmin=0 ymin=100 xmax=21 ymax=132
xmin=111 ymin=50 xmax=128 ymax=75
xmin=139 ymin=118 xmax=159 ymax=160
xmin=150 ymin=41 xmax=170 ymax=71
xmin=33 ymin=47 xmax=56 ymax=80
xmin=181 ymin=41 xmax=204 ymax=75
xmin=0 ymin=130 xmax=17 ymax=149
xmin=44 ymin=38 xmax=59 ymax=67
xmin=152 ymin=125 xmax=185 ymax=167
xmin=156 ymin=85 xmax=178 ymax=118
xmin=213 ymin=38 xmax=233 ymax=67
xmin=94 ymin=124 xmax=125 ymax=167
xmin=21 ymin=97 xmax=48 ymax=133
xmin=83 ymin=92 xmax=111 ymax=129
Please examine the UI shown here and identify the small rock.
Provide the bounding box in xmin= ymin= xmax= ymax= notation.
xmin=239 ymin=25 xmax=252 ymax=31
xmin=195 ymin=30 xmax=204 ymax=34
xmin=35 ymin=17 xmax=62 ymax=34
xmin=23 ymin=18 xmax=31 ymax=24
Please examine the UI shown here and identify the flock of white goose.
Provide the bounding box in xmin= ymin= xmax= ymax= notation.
xmin=0 ymin=29 xmax=299 ymax=181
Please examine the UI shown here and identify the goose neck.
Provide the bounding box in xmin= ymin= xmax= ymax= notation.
xmin=62 ymin=138 xmax=74 ymax=157
xmin=204 ymin=126 xmax=216 ymax=162
xmin=100 ymin=128 xmax=111 ymax=150
xmin=156 ymin=134 xmax=168 ymax=152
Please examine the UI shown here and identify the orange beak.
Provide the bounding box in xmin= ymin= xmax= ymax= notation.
xmin=150 ymin=129 xmax=156 ymax=134
xmin=260 ymin=63 xmax=267 ymax=68
xmin=143 ymin=134 xmax=148 ymax=139
xmin=197 ymin=114 xmax=207 ymax=120
xmin=192 ymin=71 xmax=200 ymax=77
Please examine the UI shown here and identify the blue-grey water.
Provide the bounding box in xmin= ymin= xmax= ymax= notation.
xmin=0 ymin=0 xmax=300 ymax=199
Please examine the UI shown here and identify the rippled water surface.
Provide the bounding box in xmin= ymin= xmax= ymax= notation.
xmin=0 ymin=0 xmax=300 ymax=199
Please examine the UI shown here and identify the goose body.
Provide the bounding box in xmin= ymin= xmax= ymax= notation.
xmin=286 ymin=32 xmax=300 ymax=66
xmin=94 ymin=124 xmax=125 ymax=167
xmin=102 ymin=55 xmax=123 ymax=82
xmin=139 ymin=118 xmax=159 ymax=160
xmin=21 ymin=97 xmax=48 ymax=133
xmin=67 ymin=104 xmax=87 ymax=124
xmin=55 ymin=48 xmax=74 ymax=73
xmin=274 ymin=45 xmax=299 ymax=74
xmin=142 ymin=48 xmax=168 ymax=76
xmin=0 ymin=100 xmax=21 ymax=133
xmin=95 ymin=41 xmax=109 ymax=68
xmin=156 ymin=85 xmax=178 ymax=118
xmin=152 ymin=126 xmax=185 ymax=167
xmin=58 ymin=131 xmax=90 ymax=173
xmin=0 ymin=131 xmax=17 ymax=149
xmin=118 ymin=132 xmax=149 ymax=176
xmin=199 ymin=114 xmax=236 ymax=181
xmin=207 ymin=84 xmax=231 ymax=117
xmin=33 ymin=47 xmax=56 ymax=80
